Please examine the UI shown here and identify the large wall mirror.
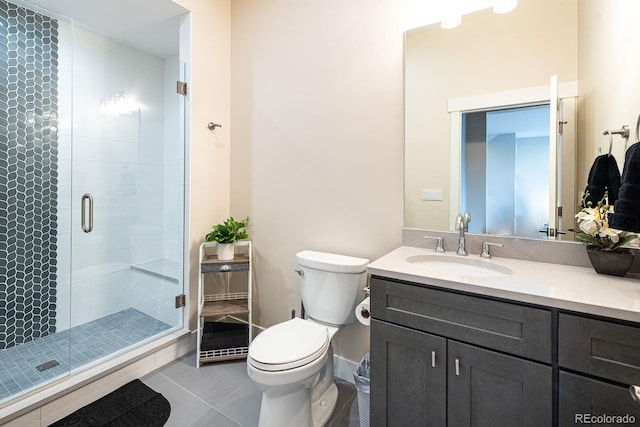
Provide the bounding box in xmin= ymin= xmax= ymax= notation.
xmin=404 ymin=0 xmax=640 ymax=241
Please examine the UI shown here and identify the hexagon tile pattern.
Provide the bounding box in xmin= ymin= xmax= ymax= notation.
xmin=0 ymin=0 xmax=59 ymax=350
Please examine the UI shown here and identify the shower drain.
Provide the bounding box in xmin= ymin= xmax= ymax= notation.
xmin=35 ymin=360 xmax=60 ymax=372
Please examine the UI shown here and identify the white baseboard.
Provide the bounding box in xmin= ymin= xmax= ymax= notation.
xmin=333 ymin=354 xmax=359 ymax=385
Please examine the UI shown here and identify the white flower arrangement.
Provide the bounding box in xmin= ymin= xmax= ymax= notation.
xmin=574 ymin=193 xmax=637 ymax=251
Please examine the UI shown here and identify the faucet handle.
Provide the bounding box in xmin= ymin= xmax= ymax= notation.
xmin=481 ymin=241 xmax=503 ymax=258
xmin=423 ymin=236 xmax=445 ymax=253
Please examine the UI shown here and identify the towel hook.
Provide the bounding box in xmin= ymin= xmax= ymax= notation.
xmin=602 ymin=126 xmax=630 ymax=139
xmin=602 ymin=125 xmax=630 ymax=155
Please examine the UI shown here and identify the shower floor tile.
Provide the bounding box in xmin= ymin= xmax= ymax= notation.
xmin=0 ymin=308 xmax=171 ymax=403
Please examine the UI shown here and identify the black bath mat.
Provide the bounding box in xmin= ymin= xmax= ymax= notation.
xmin=49 ymin=379 xmax=170 ymax=427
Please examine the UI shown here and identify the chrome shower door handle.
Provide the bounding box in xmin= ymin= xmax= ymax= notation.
xmin=81 ymin=193 xmax=94 ymax=233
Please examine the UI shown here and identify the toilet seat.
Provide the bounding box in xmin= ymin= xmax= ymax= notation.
xmin=249 ymin=318 xmax=330 ymax=372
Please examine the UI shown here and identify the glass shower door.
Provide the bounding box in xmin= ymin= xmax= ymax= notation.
xmin=0 ymin=0 xmax=186 ymax=405
xmin=68 ymin=24 xmax=184 ymax=370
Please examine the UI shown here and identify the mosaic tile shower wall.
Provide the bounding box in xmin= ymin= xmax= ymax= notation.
xmin=0 ymin=0 xmax=59 ymax=350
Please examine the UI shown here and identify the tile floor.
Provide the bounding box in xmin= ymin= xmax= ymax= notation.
xmin=0 ymin=309 xmax=171 ymax=403
xmin=141 ymin=352 xmax=362 ymax=427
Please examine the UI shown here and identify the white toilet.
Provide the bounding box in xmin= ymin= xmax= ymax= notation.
xmin=247 ymin=250 xmax=369 ymax=427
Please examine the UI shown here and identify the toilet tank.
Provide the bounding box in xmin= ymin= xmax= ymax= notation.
xmin=296 ymin=250 xmax=369 ymax=325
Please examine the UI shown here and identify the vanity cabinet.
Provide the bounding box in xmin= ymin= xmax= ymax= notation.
xmin=371 ymin=275 xmax=640 ymax=426
xmin=370 ymin=277 xmax=553 ymax=426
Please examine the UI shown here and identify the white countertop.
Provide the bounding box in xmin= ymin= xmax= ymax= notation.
xmin=367 ymin=246 xmax=640 ymax=323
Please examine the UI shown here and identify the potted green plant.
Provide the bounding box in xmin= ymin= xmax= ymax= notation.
xmin=205 ymin=216 xmax=249 ymax=260
xmin=574 ymin=193 xmax=637 ymax=276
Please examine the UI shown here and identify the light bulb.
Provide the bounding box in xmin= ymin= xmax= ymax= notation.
xmin=441 ymin=14 xmax=461 ymax=29
xmin=493 ymin=0 xmax=517 ymax=14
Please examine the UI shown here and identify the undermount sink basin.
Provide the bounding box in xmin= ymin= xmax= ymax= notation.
xmin=406 ymin=254 xmax=513 ymax=278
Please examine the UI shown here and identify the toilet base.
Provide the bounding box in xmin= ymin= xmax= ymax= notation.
xmin=256 ymin=380 xmax=339 ymax=427
xmin=312 ymin=382 xmax=338 ymax=427
xmin=257 ymin=381 xmax=314 ymax=427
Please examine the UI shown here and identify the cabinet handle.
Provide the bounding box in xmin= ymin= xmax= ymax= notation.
xmin=431 ymin=351 xmax=436 ymax=368
xmin=630 ymin=385 xmax=640 ymax=404
xmin=455 ymin=358 xmax=460 ymax=376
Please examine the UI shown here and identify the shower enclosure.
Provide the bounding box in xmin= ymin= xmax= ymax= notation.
xmin=0 ymin=0 xmax=188 ymax=405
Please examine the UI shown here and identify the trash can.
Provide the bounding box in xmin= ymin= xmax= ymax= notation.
xmin=353 ymin=352 xmax=370 ymax=427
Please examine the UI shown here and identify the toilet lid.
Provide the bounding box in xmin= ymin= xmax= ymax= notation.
xmin=249 ymin=318 xmax=330 ymax=371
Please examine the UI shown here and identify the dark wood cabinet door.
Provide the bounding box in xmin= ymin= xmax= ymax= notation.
xmin=447 ymin=341 xmax=552 ymax=427
xmin=371 ymin=319 xmax=447 ymax=427
xmin=559 ymin=371 xmax=640 ymax=426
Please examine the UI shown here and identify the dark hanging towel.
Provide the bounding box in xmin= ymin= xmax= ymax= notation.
xmin=610 ymin=143 xmax=640 ymax=232
xmin=584 ymin=154 xmax=621 ymax=206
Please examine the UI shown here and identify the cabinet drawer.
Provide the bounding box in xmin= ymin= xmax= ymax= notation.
xmin=559 ymin=371 xmax=640 ymax=425
xmin=201 ymin=254 xmax=250 ymax=273
xmin=370 ymin=277 xmax=552 ymax=363
xmin=559 ymin=314 xmax=640 ymax=385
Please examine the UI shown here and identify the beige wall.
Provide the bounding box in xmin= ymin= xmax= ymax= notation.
xmin=230 ymin=0 xmax=407 ymax=362
xmin=172 ymin=0 xmax=232 ymax=329
xmin=578 ymin=0 xmax=640 ymax=190
xmin=405 ymin=0 xmax=578 ymax=230
xmin=172 ymin=0 xmax=640 ymax=367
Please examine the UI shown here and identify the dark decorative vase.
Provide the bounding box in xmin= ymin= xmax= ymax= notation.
xmin=586 ymin=247 xmax=635 ymax=277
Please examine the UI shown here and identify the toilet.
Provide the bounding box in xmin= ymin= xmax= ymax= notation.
xmin=247 ymin=250 xmax=369 ymax=427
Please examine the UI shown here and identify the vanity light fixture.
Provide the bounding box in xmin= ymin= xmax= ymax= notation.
xmin=493 ymin=0 xmax=517 ymax=14
xmin=440 ymin=14 xmax=462 ymax=29
xmin=438 ymin=0 xmax=513 ymax=30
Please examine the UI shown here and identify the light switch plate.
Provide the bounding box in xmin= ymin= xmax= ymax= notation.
xmin=422 ymin=189 xmax=443 ymax=201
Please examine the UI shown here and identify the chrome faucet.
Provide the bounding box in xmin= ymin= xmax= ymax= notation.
xmin=455 ymin=212 xmax=471 ymax=256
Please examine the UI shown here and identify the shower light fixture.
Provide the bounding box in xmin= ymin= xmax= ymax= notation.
xmin=493 ymin=0 xmax=518 ymax=14
xmin=100 ymin=92 xmax=138 ymax=117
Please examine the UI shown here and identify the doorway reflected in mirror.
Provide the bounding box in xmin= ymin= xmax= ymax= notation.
xmin=462 ymin=105 xmax=551 ymax=239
